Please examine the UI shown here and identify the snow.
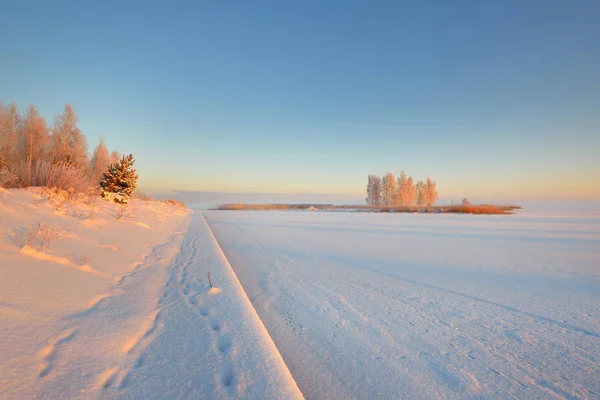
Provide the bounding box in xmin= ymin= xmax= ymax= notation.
xmin=205 ymin=210 xmax=600 ymax=399
xmin=3 ymin=187 xmax=598 ymax=399
xmin=0 ymin=189 xmax=302 ymax=399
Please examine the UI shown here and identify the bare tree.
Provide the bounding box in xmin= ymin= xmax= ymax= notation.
xmin=462 ymin=198 xmax=470 ymax=205
xmin=381 ymin=172 xmax=396 ymax=206
xmin=366 ymin=176 xmax=373 ymax=205
xmin=425 ymin=178 xmax=439 ymax=207
xmin=366 ymin=174 xmax=383 ymax=206
xmin=394 ymin=172 xmax=404 ymax=205
xmin=50 ymin=104 xmax=88 ymax=168
xmin=0 ymin=102 xmax=20 ymax=169
xmin=397 ymin=171 xmax=411 ymax=206
xmin=90 ymin=136 xmax=109 ymax=183
xmin=416 ymin=180 xmax=426 ymax=206
xmin=367 ymin=174 xmax=381 ymax=206
xmin=109 ymin=150 xmax=121 ymax=165
xmin=406 ymin=176 xmax=416 ymax=206
xmin=18 ymin=105 xmax=50 ymax=186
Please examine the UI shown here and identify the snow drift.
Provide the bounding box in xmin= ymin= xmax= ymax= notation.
xmin=0 ymin=189 xmax=302 ymax=399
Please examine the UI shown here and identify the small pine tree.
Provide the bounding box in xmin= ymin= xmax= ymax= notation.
xmin=100 ymin=154 xmax=139 ymax=203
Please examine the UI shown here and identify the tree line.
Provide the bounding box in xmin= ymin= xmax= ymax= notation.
xmin=366 ymin=172 xmax=439 ymax=207
xmin=0 ymin=101 xmax=121 ymax=187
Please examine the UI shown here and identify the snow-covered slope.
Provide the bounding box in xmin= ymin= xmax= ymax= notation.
xmin=0 ymin=189 xmax=302 ymax=399
xmin=205 ymin=210 xmax=600 ymax=400
xmin=0 ymin=188 xmax=191 ymax=398
xmin=111 ymin=213 xmax=302 ymax=399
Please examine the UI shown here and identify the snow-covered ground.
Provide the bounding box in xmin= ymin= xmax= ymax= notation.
xmin=205 ymin=210 xmax=600 ymax=400
xmin=0 ymin=189 xmax=302 ymax=399
xmin=3 ymin=188 xmax=598 ymax=399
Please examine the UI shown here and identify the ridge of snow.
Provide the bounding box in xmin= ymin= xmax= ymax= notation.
xmin=109 ymin=213 xmax=303 ymax=399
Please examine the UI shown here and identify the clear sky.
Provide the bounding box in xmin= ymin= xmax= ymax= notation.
xmin=1 ymin=0 xmax=599 ymax=202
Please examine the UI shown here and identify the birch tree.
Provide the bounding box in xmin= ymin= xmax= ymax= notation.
xmin=382 ymin=172 xmax=396 ymax=205
xmin=90 ymin=136 xmax=110 ymax=182
xmin=0 ymin=102 xmax=19 ymax=168
xmin=366 ymin=174 xmax=382 ymax=206
xmin=397 ymin=171 xmax=409 ymax=205
xmin=397 ymin=171 xmax=418 ymax=206
xmin=18 ymin=105 xmax=49 ymax=185
xmin=416 ymin=180 xmax=426 ymax=206
xmin=50 ymin=104 xmax=88 ymax=168
xmin=406 ymin=176 xmax=416 ymax=205
xmin=425 ymin=178 xmax=439 ymax=207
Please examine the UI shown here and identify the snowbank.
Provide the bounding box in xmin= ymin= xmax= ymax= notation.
xmin=0 ymin=188 xmax=191 ymax=398
xmin=0 ymin=189 xmax=302 ymax=399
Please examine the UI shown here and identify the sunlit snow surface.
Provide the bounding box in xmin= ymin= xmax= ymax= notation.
xmin=205 ymin=210 xmax=600 ymax=400
xmin=0 ymin=190 xmax=302 ymax=399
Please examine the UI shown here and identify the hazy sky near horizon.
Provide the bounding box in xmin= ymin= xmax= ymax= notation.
xmin=1 ymin=1 xmax=599 ymax=201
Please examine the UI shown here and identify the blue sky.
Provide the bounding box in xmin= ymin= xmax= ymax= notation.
xmin=1 ymin=1 xmax=599 ymax=202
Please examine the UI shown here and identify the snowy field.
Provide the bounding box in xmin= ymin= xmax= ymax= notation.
xmin=206 ymin=210 xmax=600 ymax=400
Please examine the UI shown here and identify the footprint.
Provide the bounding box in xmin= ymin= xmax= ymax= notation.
xmin=38 ymin=364 xmax=52 ymax=378
xmin=38 ymin=328 xmax=77 ymax=378
xmin=199 ymin=305 xmax=209 ymax=316
xmin=218 ymin=336 xmax=232 ymax=353
xmin=143 ymin=311 xmax=162 ymax=339
xmin=210 ymin=317 xmax=221 ymax=331
xmin=221 ymin=364 xmax=234 ymax=387
xmin=134 ymin=354 xmax=145 ymax=369
xmin=97 ymin=368 xmax=119 ymax=389
xmin=119 ymin=372 xmax=130 ymax=389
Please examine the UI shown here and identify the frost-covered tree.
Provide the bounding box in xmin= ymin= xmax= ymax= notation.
xmin=382 ymin=172 xmax=396 ymax=205
xmin=393 ymin=185 xmax=401 ymax=205
xmin=424 ymin=178 xmax=439 ymax=207
xmin=50 ymin=104 xmax=88 ymax=168
xmin=397 ymin=171 xmax=409 ymax=205
xmin=17 ymin=105 xmax=50 ymax=185
xmin=373 ymin=176 xmax=382 ymax=205
xmin=109 ymin=150 xmax=121 ymax=165
xmin=366 ymin=174 xmax=382 ymax=206
xmin=90 ymin=136 xmax=109 ymax=183
xmin=366 ymin=175 xmax=373 ymax=205
xmin=0 ymin=102 xmax=20 ymax=169
xmin=462 ymin=198 xmax=470 ymax=205
xmin=396 ymin=171 xmax=418 ymax=206
xmin=406 ymin=176 xmax=416 ymax=206
xmin=416 ymin=180 xmax=426 ymax=206
xmin=100 ymin=153 xmax=139 ymax=203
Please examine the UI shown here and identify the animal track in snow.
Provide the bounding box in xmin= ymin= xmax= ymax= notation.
xmin=210 ymin=317 xmax=222 ymax=331
xmin=199 ymin=305 xmax=209 ymax=316
xmin=134 ymin=353 xmax=146 ymax=369
xmin=97 ymin=368 xmax=119 ymax=389
xmin=221 ymin=364 xmax=235 ymax=387
xmin=38 ymin=328 xmax=77 ymax=378
xmin=121 ymin=310 xmax=162 ymax=354
xmin=218 ymin=336 xmax=232 ymax=353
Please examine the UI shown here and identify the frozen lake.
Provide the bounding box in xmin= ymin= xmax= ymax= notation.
xmin=205 ymin=210 xmax=600 ymax=399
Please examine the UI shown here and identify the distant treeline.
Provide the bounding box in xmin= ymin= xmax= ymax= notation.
xmin=367 ymin=172 xmax=438 ymax=207
xmin=216 ymin=203 xmax=521 ymax=214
